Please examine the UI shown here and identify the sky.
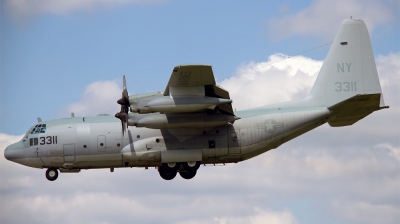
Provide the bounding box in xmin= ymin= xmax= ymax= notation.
xmin=1 ymin=0 xmax=399 ymax=223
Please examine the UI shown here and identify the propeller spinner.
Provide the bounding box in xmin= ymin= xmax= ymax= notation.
xmin=115 ymin=75 xmax=130 ymax=136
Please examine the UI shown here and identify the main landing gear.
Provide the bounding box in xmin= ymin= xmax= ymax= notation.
xmin=158 ymin=161 xmax=201 ymax=180
xmin=45 ymin=168 xmax=58 ymax=181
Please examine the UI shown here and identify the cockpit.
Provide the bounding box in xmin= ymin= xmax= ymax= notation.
xmin=23 ymin=124 xmax=47 ymax=146
xmin=30 ymin=124 xmax=46 ymax=134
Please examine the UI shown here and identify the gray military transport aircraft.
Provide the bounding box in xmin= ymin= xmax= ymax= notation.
xmin=5 ymin=19 xmax=388 ymax=181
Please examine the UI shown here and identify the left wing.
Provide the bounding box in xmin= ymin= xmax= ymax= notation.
xmin=160 ymin=64 xmax=234 ymax=115
xmin=126 ymin=64 xmax=238 ymax=129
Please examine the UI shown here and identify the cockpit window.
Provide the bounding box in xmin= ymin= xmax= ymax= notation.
xmin=40 ymin=124 xmax=46 ymax=133
xmin=30 ymin=124 xmax=46 ymax=134
xmin=24 ymin=127 xmax=33 ymax=139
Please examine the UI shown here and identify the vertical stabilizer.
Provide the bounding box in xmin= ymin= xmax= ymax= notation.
xmin=309 ymin=19 xmax=384 ymax=107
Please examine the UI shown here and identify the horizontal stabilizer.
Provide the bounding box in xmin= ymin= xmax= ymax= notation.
xmin=328 ymin=93 xmax=387 ymax=127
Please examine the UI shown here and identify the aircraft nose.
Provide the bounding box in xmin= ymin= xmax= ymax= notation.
xmin=4 ymin=142 xmax=25 ymax=161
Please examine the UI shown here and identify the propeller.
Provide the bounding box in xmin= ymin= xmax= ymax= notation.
xmin=115 ymin=75 xmax=130 ymax=136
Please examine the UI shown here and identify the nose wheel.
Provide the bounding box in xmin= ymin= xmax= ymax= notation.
xmin=45 ymin=168 xmax=58 ymax=181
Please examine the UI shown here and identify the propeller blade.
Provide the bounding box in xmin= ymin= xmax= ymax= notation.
xmin=115 ymin=75 xmax=131 ymax=136
xmin=123 ymin=75 xmax=127 ymax=91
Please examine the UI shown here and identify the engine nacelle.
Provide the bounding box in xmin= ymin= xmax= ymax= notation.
xmin=145 ymin=96 xmax=232 ymax=113
xmin=129 ymin=92 xmax=164 ymax=114
xmin=128 ymin=112 xmax=239 ymax=129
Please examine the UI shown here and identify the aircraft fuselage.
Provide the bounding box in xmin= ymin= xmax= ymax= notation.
xmin=5 ymin=107 xmax=330 ymax=171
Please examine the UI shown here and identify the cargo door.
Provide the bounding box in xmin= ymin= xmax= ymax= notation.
xmin=63 ymin=144 xmax=75 ymax=162
xmin=228 ymin=130 xmax=241 ymax=154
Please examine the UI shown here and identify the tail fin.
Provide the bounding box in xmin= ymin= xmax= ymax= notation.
xmin=308 ymin=19 xmax=388 ymax=126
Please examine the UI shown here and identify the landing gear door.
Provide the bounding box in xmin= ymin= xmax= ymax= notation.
xmin=228 ymin=130 xmax=241 ymax=154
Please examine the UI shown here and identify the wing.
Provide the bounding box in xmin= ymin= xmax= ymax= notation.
xmin=162 ymin=64 xmax=234 ymax=115
xmin=127 ymin=64 xmax=238 ymax=129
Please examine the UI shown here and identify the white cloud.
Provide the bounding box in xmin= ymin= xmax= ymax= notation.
xmin=220 ymin=54 xmax=323 ymax=110
xmin=3 ymin=0 xmax=165 ymax=21
xmin=213 ymin=208 xmax=299 ymax=224
xmin=63 ymin=80 xmax=122 ymax=117
xmin=376 ymin=52 xmax=400 ymax=106
xmin=330 ymin=199 xmax=400 ymax=224
xmin=375 ymin=143 xmax=400 ymax=162
xmin=268 ymin=0 xmax=394 ymax=40
xmin=219 ymin=50 xmax=400 ymax=111
xmin=0 ymin=133 xmax=22 ymax=147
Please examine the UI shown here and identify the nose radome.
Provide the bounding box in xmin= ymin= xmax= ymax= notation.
xmin=4 ymin=142 xmax=25 ymax=161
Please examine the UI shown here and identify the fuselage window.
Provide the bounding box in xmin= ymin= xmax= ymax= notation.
xmin=208 ymin=140 xmax=216 ymax=148
xmin=30 ymin=138 xmax=38 ymax=146
xmin=231 ymin=132 xmax=238 ymax=142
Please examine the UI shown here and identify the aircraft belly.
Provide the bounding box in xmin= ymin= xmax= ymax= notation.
xmin=72 ymin=154 xmax=123 ymax=168
xmin=12 ymin=158 xmax=43 ymax=169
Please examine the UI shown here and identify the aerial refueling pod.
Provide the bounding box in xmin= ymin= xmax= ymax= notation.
xmin=128 ymin=113 xmax=239 ymax=129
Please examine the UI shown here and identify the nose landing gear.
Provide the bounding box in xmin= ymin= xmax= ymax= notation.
xmin=45 ymin=168 xmax=58 ymax=181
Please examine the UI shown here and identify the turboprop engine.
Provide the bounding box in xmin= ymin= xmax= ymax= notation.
xmin=116 ymin=73 xmax=238 ymax=132
xmin=129 ymin=94 xmax=232 ymax=114
xmin=129 ymin=92 xmax=164 ymax=114
xmin=127 ymin=112 xmax=239 ymax=129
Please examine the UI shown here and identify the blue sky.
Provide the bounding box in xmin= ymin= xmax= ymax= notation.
xmin=2 ymin=0 xmax=398 ymax=135
xmin=1 ymin=1 xmax=399 ymax=224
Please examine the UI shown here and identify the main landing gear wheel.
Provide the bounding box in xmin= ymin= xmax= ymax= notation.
xmin=158 ymin=166 xmax=177 ymax=180
xmin=182 ymin=161 xmax=201 ymax=171
xmin=162 ymin=162 xmax=180 ymax=173
xmin=179 ymin=170 xmax=197 ymax=179
xmin=45 ymin=168 xmax=58 ymax=181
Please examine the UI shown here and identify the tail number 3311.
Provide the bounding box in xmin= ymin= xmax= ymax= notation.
xmin=335 ymin=82 xmax=357 ymax=92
